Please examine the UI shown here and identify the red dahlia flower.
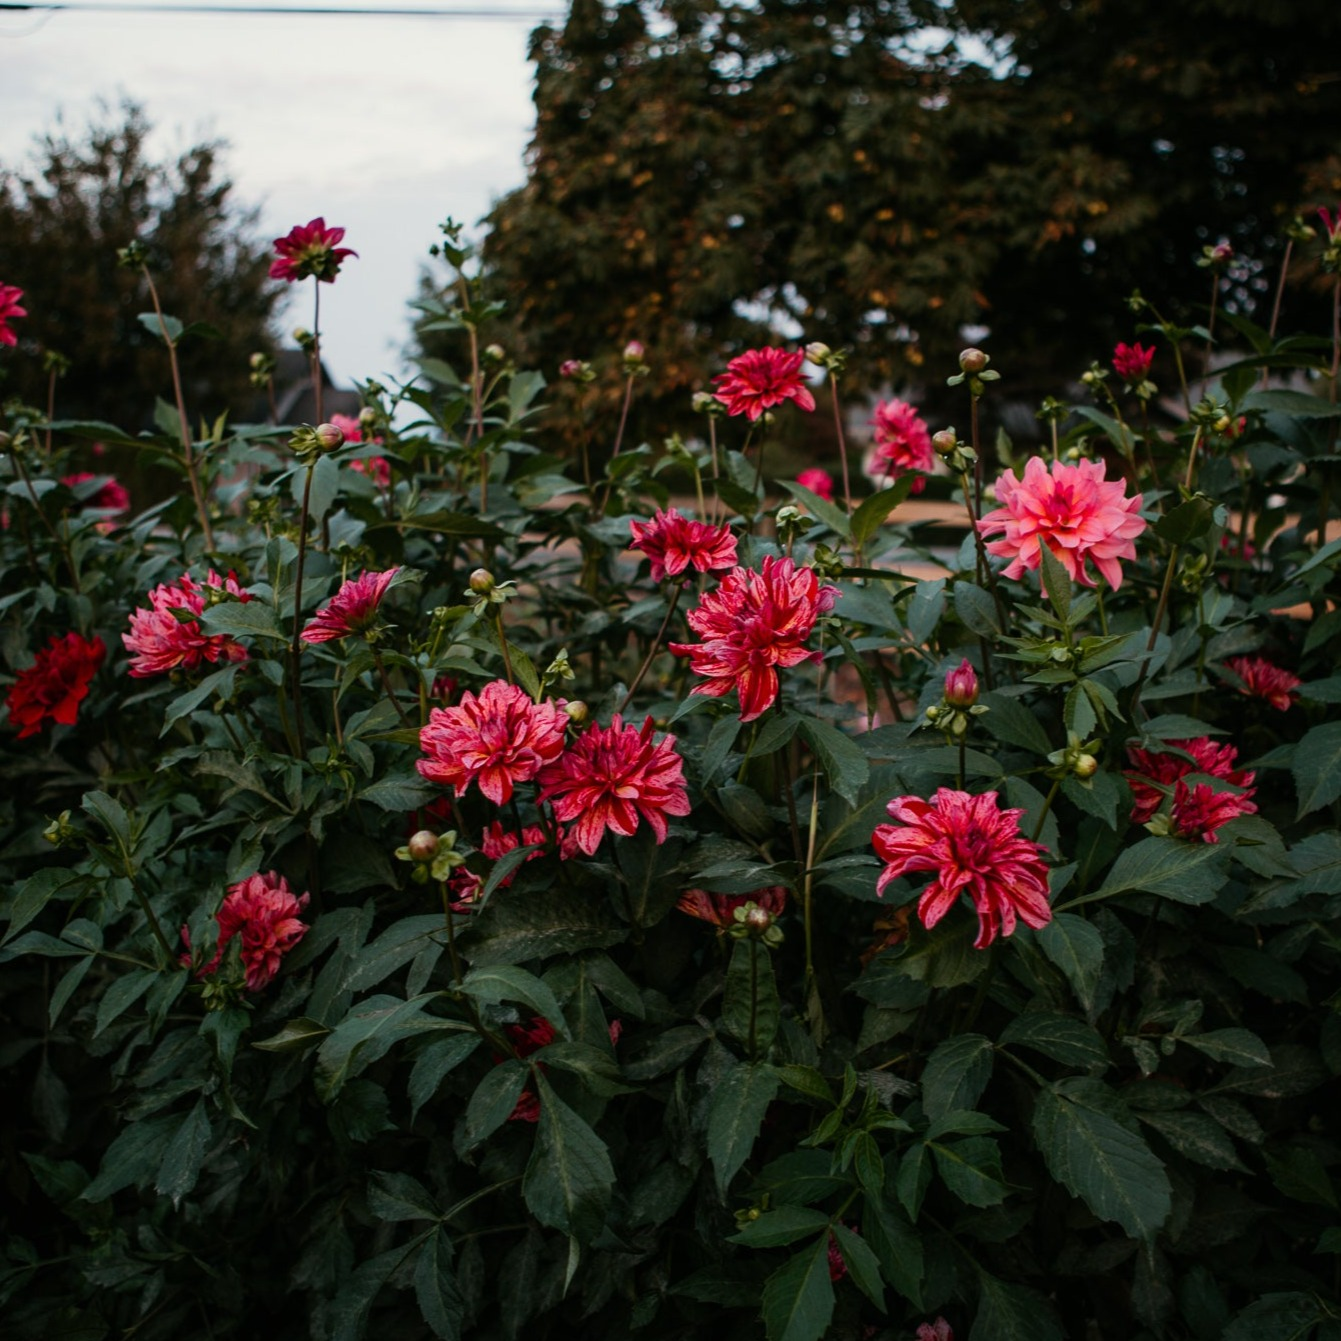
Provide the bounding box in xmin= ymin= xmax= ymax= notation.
xmin=123 ymin=570 xmax=252 ymax=678
xmin=301 ymin=568 xmax=400 ymax=643
xmin=943 ymin=658 xmax=979 ymax=709
xmin=796 ymin=468 xmax=835 ymax=502
xmin=863 ymin=398 xmax=935 ymax=493
xmin=62 ymin=472 xmax=131 ymax=524
xmin=1222 ymin=654 xmax=1300 ymax=711
xmin=1169 ymin=778 xmax=1256 ymax=844
xmin=269 ymin=218 xmax=357 ymax=283
xmin=917 ymin=1321 xmax=955 ymax=1341
xmin=185 ymin=871 xmax=310 ymax=992
xmin=671 ymin=555 xmax=838 ymax=722
xmin=977 ymin=455 xmax=1146 ymax=591
xmin=872 ymin=788 xmax=1052 ymax=949
xmin=713 ymin=347 xmax=816 ymax=420
xmin=1123 ymin=736 xmax=1255 ymax=826
xmin=417 ymin=680 xmax=567 ymax=805
xmin=628 ymin=508 xmax=737 ymax=583
xmin=503 ymin=1017 xmax=558 ymax=1122
xmin=538 ymin=714 xmax=690 ymax=856
xmin=448 ymin=820 xmax=549 ymax=912
xmin=1112 ymin=341 xmax=1155 ymax=384
xmin=677 ymin=885 xmax=788 ymax=927
xmin=0 ymin=283 xmax=26 ymax=347
xmin=5 ymin=632 xmax=105 ymax=738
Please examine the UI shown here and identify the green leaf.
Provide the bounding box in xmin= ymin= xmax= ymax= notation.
xmin=1241 ymin=388 xmax=1341 ymax=418
xmin=1036 ymin=914 xmax=1104 ymax=1014
xmin=972 ymin=1272 xmax=1064 ymax=1341
xmin=138 ymin=311 xmax=184 ymax=344
xmin=954 ymin=580 xmax=1000 ymax=635
xmin=462 ymin=884 xmax=624 ymax=966
xmin=1088 ymin=837 xmax=1227 ymax=905
xmin=893 ymin=916 xmax=985 ymax=989
xmin=1223 ymin=1292 xmax=1325 ymax=1341
xmin=3 ymin=867 xmax=85 ymax=946
xmin=929 ymin=1136 xmax=1006 ymax=1207
xmin=1183 ymin=1028 xmax=1271 ymax=1068
xmin=199 ymin=599 xmax=284 ymax=641
xmin=81 ymin=789 xmax=132 ymax=853
xmin=331 ymin=1246 xmax=404 ymax=1341
xmin=1037 ymin=541 xmax=1071 ymax=620
xmin=375 ymin=509 xmax=505 ymax=540
xmin=344 ymin=915 xmax=446 ymax=992
xmin=254 ymin=1017 xmax=330 ymax=1052
xmin=862 ymin=1193 xmax=922 ymax=1306
xmin=1153 ymin=495 xmax=1215 ymax=545
xmin=779 ymin=479 xmax=850 ymax=537
xmin=729 ymin=1206 xmax=831 ymax=1248
xmin=708 ymin=1061 xmax=779 ymax=1195
xmin=522 ymin=1071 xmax=615 ymax=1242
xmin=1000 ymin=1012 xmax=1108 ymax=1070
xmin=1138 ymin=1110 xmax=1248 ymax=1172
xmin=851 ymin=481 xmax=912 ymax=546
xmin=776 ymin=1064 xmax=833 ymax=1105
xmin=761 ymin=1237 xmax=836 ymax=1341
xmin=414 ymin=1228 xmax=464 ymax=1340
xmin=368 ymin=1170 xmax=441 ymax=1222
xmin=81 ymin=1115 xmax=177 ymax=1201
xmin=315 ymin=994 xmax=454 ymax=1100
xmin=1032 ymin=1083 xmax=1171 ymax=1239
xmin=460 ymin=965 xmax=568 ymax=1038
xmin=154 ymin=1100 xmax=212 ymax=1205
xmin=831 ymin=1222 xmax=885 ymax=1310
xmin=94 ymin=968 xmax=158 ymax=1038
xmin=920 ymin=1034 xmax=994 ymax=1119
xmin=980 ymin=691 xmax=1053 ymax=755
xmin=722 ymin=939 xmax=779 ymax=1056
xmin=1293 ymin=721 xmax=1341 ymax=817
xmin=464 ymin=1060 xmax=527 ymax=1148
xmin=798 ymin=715 xmax=869 ymax=806
xmin=408 ymin=1034 xmax=481 ymax=1122
xmin=358 ymin=773 xmax=439 ymax=812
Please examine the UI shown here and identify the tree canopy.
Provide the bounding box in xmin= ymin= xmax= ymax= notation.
xmin=480 ymin=0 xmax=1341 ymax=435
xmin=0 ymin=102 xmax=280 ymax=433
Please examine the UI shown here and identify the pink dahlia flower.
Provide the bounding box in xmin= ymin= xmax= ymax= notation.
xmin=1112 ymin=341 xmax=1155 ymax=384
xmin=1169 ymin=778 xmax=1257 ymax=844
xmin=943 ymin=658 xmax=979 ymax=709
xmin=5 ymin=632 xmax=105 ymax=739
xmin=0 ymin=283 xmax=26 ymax=347
xmin=917 ymin=1321 xmax=955 ymax=1341
xmin=417 ymin=680 xmax=567 ymax=805
xmin=872 ymin=788 xmax=1052 ymax=949
xmin=123 ymin=570 xmax=251 ymax=678
xmin=713 ymin=348 xmax=816 ymax=420
xmin=1222 ymin=655 xmax=1300 ymax=711
xmin=796 ymin=468 xmax=835 ymax=502
xmin=863 ymin=399 xmax=934 ymax=493
xmin=977 ymin=455 xmax=1146 ymax=591
xmin=301 ymin=568 xmax=400 ymax=643
xmin=538 ymin=714 xmax=691 ymax=856
xmin=671 ymin=555 xmax=837 ymax=722
xmin=1123 ymin=737 xmax=1255 ymax=826
xmin=628 ymin=508 xmax=737 ymax=584
xmin=349 ymin=456 xmax=391 ymax=488
xmin=328 ymin=412 xmax=363 ymax=443
xmin=62 ymin=472 xmax=131 ymax=518
xmin=185 ymin=871 xmax=310 ymax=992
xmin=677 ymin=885 xmax=788 ymax=928
xmin=448 ymin=820 xmax=548 ymax=912
xmin=269 ymin=218 xmax=357 ymax=284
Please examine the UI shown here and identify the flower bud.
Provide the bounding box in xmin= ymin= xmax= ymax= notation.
xmin=407 ymin=830 xmax=439 ymax=862
xmin=958 ymin=348 xmax=989 ymax=374
xmin=359 ymin=406 xmax=377 ymax=428
xmin=944 ymin=659 xmax=979 ymax=709
xmin=805 ymin=341 xmax=832 ymax=364
xmin=745 ymin=904 xmax=773 ymax=932
xmin=314 ymin=422 xmax=345 ymax=452
xmin=468 ymin=568 xmax=495 ymax=595
xmin=559 ymin=358 xmax=583 ymax=378
xmin=931 ymin=429 xmax=959 ymax=458
xmin=484 ymin=343 xmax=505 ymax=362
xmin=623 ymin=340 xmax=646 ymax=361
xmin=116 ymin=240 xmax=148 ymax=268
xmin=1074 ymin=753 xmax=1099 ymax=779
xmin=250 ymin=351 xmax=268 ymax=370
xmin=691 ymin=391 xmax=720 ymax=414
xmin=564 ymin=700 xmax=589 ymax=725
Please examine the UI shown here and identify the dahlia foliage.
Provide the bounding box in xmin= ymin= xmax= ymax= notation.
xmin=3 ymin=213 xmax=1340 ymax=1341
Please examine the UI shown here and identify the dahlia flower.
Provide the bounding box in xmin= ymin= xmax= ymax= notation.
xmin=943 ymin=659 xmax=979 ymax=709
xmin=417 ymin=680 xmax=567 ymax=805
xmin=713 ymin=348 xmax=816 ymax=420
xmin=1112 ymin=342 xmax=1155 ymax=384
xmin=677 ymin=885 xmax=788 ymax=927
xmin=917 ymin=1321 xmax=954 ymax=1341
xmin=671 ymin=555 xmax=838 ymax=722
xmin=301 ymin=568 xmax=400 ymax=643
xmin=863 ymin=399 xmax=935 ymax=492
xmin=123 ymin=570 xmax=251 ymax=678
xmin=872 ymin=788 xmax=1052 ymax=949
xmin=0 ymin=283 xmax=26 ymax=347
xmin=977 ymin=455 xmax=1147 ymax=591
xmin=1123 ymin=737 xmax=1256 ymax=826
xmin=5 ymin=632 xmax=105 ymax=738
xmin=628 ymin=508 xmax=737 ymax=584
xmin=1169 ymin=779 xmax=1257 ymax=844
xmin=448 ymin=821 xmax=548 ymax=912
xmin=269 ymin=218 xmax=357 ymax=284
xmin=1222 ymin=655 xmax=1300 ymax=711
xmin=796 ymin=468 xmax=835 ymax=502
xmin=503 ymin=1017 xmax=557 ymax=1122
xmin=538 ymin=714 xmax=690 ymax=856
xmin=185 ymin=871 xmax=310 ymax=992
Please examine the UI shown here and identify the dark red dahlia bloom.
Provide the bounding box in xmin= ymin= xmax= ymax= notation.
xmin=713 ymin=347 xmax=816 ymax=420
xmin=1112 ymin=341 xmax=1155 ymax=383
xmin=1169 ymin=779 xmax=1256 ymax=844
xmin=538 ymin=715 xmax=690 ymax=856
xmin=5 ymin=632 xmax=105 ymax=738
xmin=183 ymin=871 xmax=310 ymax=992
xmin=628 ymin=508 xmax=737 ymax=584
xmin=671 ymin=555 xmax=838 ymax=722
xmin=269 ymin=217 xmax=357 ymax=283
xmin=62 ymin=472 xmax=130 ymax=517
xmin=1123 ymin=737 xmax=1255 ymax=826
xmin=872 ymin=788 xmax=1052 ymax=949
xmin=1222 ymin=655 xmax=1300 ymax=711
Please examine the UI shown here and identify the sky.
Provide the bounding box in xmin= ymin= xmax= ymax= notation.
xmin=0 ymin=0 xmax=555 ymax=389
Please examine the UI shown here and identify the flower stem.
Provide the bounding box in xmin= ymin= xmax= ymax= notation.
xmin=372 ymin=644 xmax=412 ymax=729
xmin=611 ymin=373 xmax=635 ymax=461
xmin=1031 ymin=776 xmax=1062 ymax=844
xmin=828 ymin=376 xmax=854 ymax=520
xmin=289 ymin=463 xmax=314 ymax=759
xmin=617 ymin=583 xmax=682 ymax=713
xmin=494 ymin=609 xmax=515 ymax=687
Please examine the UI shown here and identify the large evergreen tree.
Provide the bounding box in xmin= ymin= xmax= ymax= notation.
xmin=481 ymin=0 xmax=1341 ymax=434
xmin=0 ymin=101 xmax=280 ymax=432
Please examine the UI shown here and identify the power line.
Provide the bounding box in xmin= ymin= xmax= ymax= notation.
xmin=0 ymin=1 xmax=560 ymax=18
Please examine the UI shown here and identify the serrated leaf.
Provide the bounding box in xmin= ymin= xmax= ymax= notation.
xmin=980 ymin=691 xmax=1053 ymax=755
xmin=929 ymin=1136 xmax=1007 ymax=1206
xmin=343 ymin=916 xmax=445 ymax=992
xmin=1223 ymin=1292 xmax=1324 ymax=1341
xmin=1033 ymin=1084 xmax=1171 ymax=1239
xmin=81 ymin=1115 xmax=177 ymax=1201
xmin=1036 ymin=914 xmax=1104 ymax=1013
xmin=1293 ymin=721 xmax=1341 ymax=817
xmin=408 ymin=1034 xmax=481 ymax=1122
xmin=954 ymin=580 xmax=1000 ymax=635
xmin=722 ymin=939 xmax=779 ymax=1056
xmin=708 ymin=1061 xmax=779 ymax=1195
xmin=761 ymin=1237 xmax=835 ymax=1341
xmin=920 ymin=1034 xmax=994 ymax=1119
xmin=1183 ymin=1028 xmax=1271 ymax=1068
xmin=1089 ymin=837 xmax=1227 ymax=905
xmin=154 ymin=1100 xmax=212 ymax=1205
xmin=729 ymin=1206 xmax=831 ymax=1247
xmin=414 ymin=1228 xmax=464 ymax=1339
xmin=199 ymin=599 xmax=283 ymax=640
xmin=831 ymin=1222 xmax=885 ymax=1310
xmin=851 ymin=480 xmax=912 ymax=546
xmin=522 ymin=1071 xmax=614 ymax=1242
xmin=316 ymin=993 xmax=453 ymax=1100
xmin=798 ymin=715 xmax=869 ymax=805
xmin=331 ymin=1246 xmax=404 ymax=1341
xmin=1138 ymin=1110 xmax=1248 ymax=1172
xmin=368 ymin=1169 xmax=441 ymax=1222
xmin=776 ymin=1064 xmax=833 ymax=1105
xmin=460 ymin=965 xmax=568 ymax=1038
xmin=972 ymin=1272 xmax=1064 ymax=1341
xmin=254 ymin=1017 xmax=330 ymax=1052
xmin=358 ymin=773 xmax=439 ymax=812
xmin=779 ymin=479 xmax=850 ymax=536
xmin=462 ymin=884 xmax=623 ymax=966
xmin=1000 ymin=1012 xmax=1108 ymax=1069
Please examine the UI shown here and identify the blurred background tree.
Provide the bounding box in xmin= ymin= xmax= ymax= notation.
xmin=470 ymin=0 xmax=1341 ymax=454
xmin=0 ymin=100 xmax=279 ymax=435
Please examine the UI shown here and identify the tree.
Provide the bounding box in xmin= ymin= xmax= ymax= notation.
xmin=0 ymin=101 xmax=280 ymax=434
xmin=481 ymin=0 xmax=1341 ymax=439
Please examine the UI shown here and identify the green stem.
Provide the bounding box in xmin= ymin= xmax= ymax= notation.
xmin=289 ymin=463 xmax=315 ymax=759
xmin=1031 ymin=776 xmax=1062 ymax=844
xmin=617 ymin=583 xmax=682 ymax=713
xmin=372 ymin=644 xmax=412 ymax=728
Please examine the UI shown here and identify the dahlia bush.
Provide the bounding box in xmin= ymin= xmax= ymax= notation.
xmin=2 ymin=213 xmax=1341 ymax=1341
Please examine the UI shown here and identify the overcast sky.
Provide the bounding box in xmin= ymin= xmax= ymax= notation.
xmin=0 ymin=0 xmax=554 ymax=388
